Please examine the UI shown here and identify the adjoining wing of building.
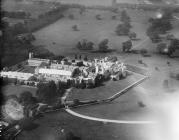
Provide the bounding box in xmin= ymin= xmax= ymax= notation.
xmin=0 ymin=53 xmax=127 ymax=88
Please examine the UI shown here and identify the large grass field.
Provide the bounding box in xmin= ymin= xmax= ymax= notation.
xmin=32 ymin=8 xmax=156 ymax=56
xmin=2 ymin=85 xmax=37 ymax=97
xmin=17 ymin=109 xmax=155 ymax=140
xmin=67 ymin=73 xmax=144 ymax=101
xmin=3 ymin=2 xmax=179 ymax=140
xmin=16 ymin=53 xmax=179 ymax=140
xmin=2 ymin=0 xmax=58 ymax=18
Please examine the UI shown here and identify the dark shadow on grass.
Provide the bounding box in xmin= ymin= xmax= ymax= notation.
xmin=34 ymin=113 xmax=44 ymax=119
xmin=19 ymin=118 xmax=39 ymax=131
xmin=23 ymin=123 xmax=39 ymax=131
xmin=95 ymin=83 xmax=105 ymax=87
xmin=169 ymin=55 xmax=179 ymax=58
xmin=91 ymin=49 xmax=116 ymax=53
xmin=131 ymin=38 xmax=141 ymax=41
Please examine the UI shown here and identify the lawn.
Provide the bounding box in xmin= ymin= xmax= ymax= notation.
xmin=67 ymin=73 xmax=144 ymax=101
xmin=32 ymin=7 xmax=155 ymax=56
xmin=17 ymin=103 xmax=155 ymax=140
xmin=2 ymin=0 xmax=59 ymax=18
xmin=2 ymin=85 xmax=37 ymax=97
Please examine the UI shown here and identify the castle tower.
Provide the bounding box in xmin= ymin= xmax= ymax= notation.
xmin=29 ymin=52 xmax=33 ymax=59
xmin=95 ymin=65 xmax=99 ymax=74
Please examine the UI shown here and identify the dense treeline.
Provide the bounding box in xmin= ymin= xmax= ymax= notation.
xmin=2 ymin=5 xmax=68 ymax=36
xmin=146 ymin=10 xmax=173 ymax=43
xmin=2 ymin=11 xmax=31 ymax=19
xmin=1 ymin=5 xmax=69 ymax=67
xmin=1 ymin=20 xmax=54 ymax=67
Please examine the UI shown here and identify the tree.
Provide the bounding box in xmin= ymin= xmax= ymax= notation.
xmin=72 ymin=25 xmax=79 ymax=31
xmin=116 ymin=23 xmax=130 ymax=36
xmin=146 ymin=10 xmax=173 ymax=39
xmin=79 ymin=55 xmax=82 ymax=59
xmin=19 ymin=91 xmax=37 ymax=106
xmin=76 ymin=41 xmax=82 ymax=49
xmin=75 ymin=54 xmax=78 ymax=59
xmin=168 ymin=39 xmax=179 ymax=56
xmin=57 ymin=81 xmax=68 ymax=97
xmin=111 ymin=8 xmax=118 ymax=13
xmin=36 ymin=81 xmax=58 ymax=104
xmin=86 ymin=41 xmax=94 ymax=50
xmin=65 ymin=132 xmax=81 ymax=140
xmin=128 ymin=32 xmax=137 ymax=40
xmin=111 ymin=15 xmax=116 ymax=20
xmin=98 ymin=39 xmax=109 ymax=52
xmin=73 ymin=99 xmax=80 ymax=105
xmin=166 ymin=34 xmax=175 ymax=40
xmin=14 ymin=78 xmax=18 ymax=85
xmin=76 ymin=40 xmax=94 ymax=50
xmin=122 ymin=40 xmax=132 ymax=52
xmin=147 ymin=29 xmax=161 ymax=43
xmin=120 ymin=10 xmax=130 ymax=23
xmin=107 ymin=56 xmax=118 ymax=62
xmin=79 ymin=7 xmax=85 ymax=15
xmin=28 ymin=76 xmax=38 ymax=81
xmin=69 ymin=14 xmax=74 ymax=19
xmin=48 ymin=81 xmax=57 ymax=94
xmin=95 ymin=14 xmax=102 ymax=20
xmin=84 ymin=55 xmax=88 ymax=61
xmin=5 ymin=95 xmax=19 ymax=102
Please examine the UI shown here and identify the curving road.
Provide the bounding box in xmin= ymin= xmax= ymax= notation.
xmin=64 ymin=69 xmax=155 ymax=125
xmin=65 ymin=107 xmax=156 ymax=124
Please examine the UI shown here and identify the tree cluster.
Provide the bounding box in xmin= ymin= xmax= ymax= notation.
xmin=98 ymin=39 xmax=109 ymax=52
xmin=2 ymin=11 xmax=31 ymax=19
xmin=36 ymin=81 xmax=58 ymax=104
xmin=72 ymin=25 xmax=79 ymax=31
xmin=116 ymin=10 xmax=132 ymax=36
xmin=76 ymin=39 xmax=94 ymax=50
xmin=95 ymin=14 xmax=102 ymax=20
xmin=36 ymin=81 xmax=69 ymax=104
xmin=19 ymin=91 xmax=37 ymax=107
xmin=122 ymin=40 xmax=132 ymax=52
xmin=157 ymin=38 xmax=179 ymax=57
xmin=168 ymin=39 xmax=179 ymax=56
xmin=147 ymin=10 xmax=173 ymax=42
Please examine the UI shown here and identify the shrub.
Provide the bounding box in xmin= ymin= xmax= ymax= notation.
xmin=69 ymin=14 xmax=74 ymax=19
xmin=95 ymin=14 xmax=102 ymax=20
xmin=138 ymin=101 xmax=145 ymax=107
xmin=72 ymin=25 xmax=79 ymax=31
xmin=157 ymin=43 xmax=167 ymax=53
xmin=111 ymin=15 xmax=116 ymax=20
xmin=128 ymin=32 xmax=137 ymax=40
xmin=170 ymin=72 xmax=179 ymax=80
xmin=140 ymin=49 xmax=148 ymax=54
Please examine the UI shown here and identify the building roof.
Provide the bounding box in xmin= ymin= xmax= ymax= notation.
xmin=38 ymin=68 xmax=72 ymax=76
xmin=50 ymin=63 xmax=78 ymax=72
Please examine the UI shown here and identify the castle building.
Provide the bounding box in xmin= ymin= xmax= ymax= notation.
xmin=0 ymin=71 xmax=33 ymax=81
